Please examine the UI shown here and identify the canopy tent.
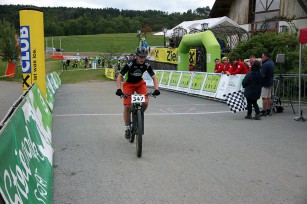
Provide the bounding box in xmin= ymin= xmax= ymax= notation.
xmin=155 ymin=16 xmax=249 ymax=49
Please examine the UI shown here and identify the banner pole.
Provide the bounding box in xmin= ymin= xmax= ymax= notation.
xmin=294 ymin=43 xmax=305 ymax=121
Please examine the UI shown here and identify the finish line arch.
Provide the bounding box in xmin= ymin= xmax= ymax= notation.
xmin=177 ymin=30 xmax=221 ymax=72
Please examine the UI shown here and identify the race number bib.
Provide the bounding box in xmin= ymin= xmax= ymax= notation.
xmin=131 ymin=94 xmax=145 ymax=103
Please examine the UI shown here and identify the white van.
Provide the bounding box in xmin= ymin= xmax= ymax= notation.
xmin=46 ymin=47 xmax=56 ymax=52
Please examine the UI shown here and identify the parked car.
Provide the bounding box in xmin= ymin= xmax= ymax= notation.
xmin=46 ymin=47 xmax=56 ymax=52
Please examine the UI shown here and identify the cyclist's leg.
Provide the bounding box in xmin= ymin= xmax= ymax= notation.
xmin=122 ymin=82 xmax=134 ymax=125
xmin=135 ymin=80 xmax=149 ymax=111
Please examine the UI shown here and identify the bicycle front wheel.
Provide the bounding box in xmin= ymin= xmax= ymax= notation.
xmin=129 ymin=112 xmax=135 ymax=143
xmin=136 ymin=109 xmax=143 ymax=157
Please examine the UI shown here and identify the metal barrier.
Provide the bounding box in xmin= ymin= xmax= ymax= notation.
xmin=274 ymin=74 xmax=307 ymax=104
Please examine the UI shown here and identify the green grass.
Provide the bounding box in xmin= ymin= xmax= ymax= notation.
xmin=46 ymin=33 xmax=164 ymax=53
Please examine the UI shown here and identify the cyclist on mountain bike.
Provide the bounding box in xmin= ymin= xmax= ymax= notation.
xmin=115 ymin=46 xmax=160 ymax=139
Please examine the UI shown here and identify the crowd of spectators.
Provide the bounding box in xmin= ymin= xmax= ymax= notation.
xmin=213 ymin=52 xmax=275 ymax=120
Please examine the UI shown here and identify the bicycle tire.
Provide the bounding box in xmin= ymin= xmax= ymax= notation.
xmin=136 ymin=109 xmax=143 ymax=157
xmin=129 ymin=113 xmax=135 ymax=143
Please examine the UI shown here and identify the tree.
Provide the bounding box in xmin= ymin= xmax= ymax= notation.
xmin=142 ymin=25 xmax=152 ymax=37
xmin=228 ymin=32 xmax=306 ymax=74
xmin=0 ymin=19 xmax=19 ymax=62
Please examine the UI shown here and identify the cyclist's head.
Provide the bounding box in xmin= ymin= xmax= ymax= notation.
xmin=136 ymin=46 xmax=148 ymax=58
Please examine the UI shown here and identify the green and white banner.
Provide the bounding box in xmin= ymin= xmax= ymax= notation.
xmin=46 ymin=72 xmax=61 ymax=111
xmin=168 ymin=71 xmax=182 ymax=91
xmin=159 ymin=71 xmax=172 ymax=89
xmin=144 ymin=70 xmax=244 ymax=100
xmin=0 ymin=83 xmax=53 ymax=204
xmin=201 ymin=73 xmax=221 ymax=97
xmin=189 ymin=72 xmax=207 ymax=95
xmin=178 ymin=72 xmax=193 ymax=92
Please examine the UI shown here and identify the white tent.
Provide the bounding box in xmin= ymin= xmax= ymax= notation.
xmin=154 ymin=16 xmax=244 ymax=37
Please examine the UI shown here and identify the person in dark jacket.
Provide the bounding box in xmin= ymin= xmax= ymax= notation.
xmin=242 ymin=60 xmax=264 ymax=120
xmin=260 ymin=52 xmax=275 ymax=116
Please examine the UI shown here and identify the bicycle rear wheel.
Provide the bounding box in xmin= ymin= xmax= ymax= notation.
xmin=136 ymin=109 xmax=143 ymax=157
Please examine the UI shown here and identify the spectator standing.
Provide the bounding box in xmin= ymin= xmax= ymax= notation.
xmin=72 ymin=59 xmax=78 ymax=68
xmin=219 ymin=57 xmax=232 ymax=74
xmin=140 ymin=37 xmax=148 ymax=48
xmin=229 ymin=57 xmax=248 ymax=75
xmin=101 ymin=57 xmax=105 ymax=67
xmin=84 ymin=57 xmax=89 ymax=68
xmin=66 ymin=59 xmax=70 ymax=67
xmin=214 ymin=58 xmax=224 ymax=73
xmin=244 ymin=55 xmax=262 ymax=72
xmin=117 ymin=60 xmax=121 ymax=71
xmin=242 ymin=60 xmax=264 ymax=120
xmin=169 ymin=38 xmax=175 ymax=48
xmin=260 ymin=52 xmax=275 ymax=116
xmin=189 ymin=62 xmax=194 ymax=71
xmin=62 ymin=59 xmax=67 ymax=71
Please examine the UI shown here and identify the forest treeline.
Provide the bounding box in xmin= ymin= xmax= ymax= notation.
xmin=0 ymin=5 xmax=211 ymax=37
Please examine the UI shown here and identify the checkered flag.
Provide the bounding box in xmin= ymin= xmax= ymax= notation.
xmin=223 ymin=90 xmax=247 ymax=113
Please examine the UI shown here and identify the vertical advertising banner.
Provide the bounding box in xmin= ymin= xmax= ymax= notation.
xmin=168 ymin=71 xmax=182 ymax=90
xmin=178 ymin=72 xmax=193 ymax=92
xmin=20 ymin=8 xmax=47 ymax=99
xmin=189 ymin=72 xmax=206 ymax=94
xmin=154 ymin=70 xmax=164 ymax=84
xmin=201 ymin=73 xmax=221 ymax=97
xmin=159 ymin=71 xmax=171 ymax=88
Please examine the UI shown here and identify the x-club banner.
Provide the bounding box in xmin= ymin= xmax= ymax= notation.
xmin=19 ymin=8 xmax=47 ymax=99
xmin=153 ymin=48 xmax=196 ymax=65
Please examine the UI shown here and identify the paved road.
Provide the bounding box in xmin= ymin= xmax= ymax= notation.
xmin=0 ymin=81 xmax=22 ymax=122
xmin=52 ymin=81 xmax=307 ymax=204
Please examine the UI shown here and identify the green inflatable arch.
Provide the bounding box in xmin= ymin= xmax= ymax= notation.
xmin=178 ymin=30 xmax=221 ymax=72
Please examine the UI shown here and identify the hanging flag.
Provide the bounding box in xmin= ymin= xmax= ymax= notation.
xmin=223 ymin=90 xmax=246 ymax=113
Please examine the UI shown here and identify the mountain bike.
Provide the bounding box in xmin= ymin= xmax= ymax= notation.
xmin=121 ymin=93 xmax=155 ymax=157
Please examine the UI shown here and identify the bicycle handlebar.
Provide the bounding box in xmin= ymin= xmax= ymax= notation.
xmin=120 ymin=92 xmax=156 ymax=99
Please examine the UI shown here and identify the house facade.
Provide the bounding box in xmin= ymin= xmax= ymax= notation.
xmin=209 ymin=0 xmax=307 ymax=34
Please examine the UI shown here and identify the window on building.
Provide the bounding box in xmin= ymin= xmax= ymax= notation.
xmin=251 ymin=0 xmax=280 ymax=32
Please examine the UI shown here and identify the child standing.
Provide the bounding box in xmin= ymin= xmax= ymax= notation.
xmin=242 ymin=60 xmax=263 ymax=120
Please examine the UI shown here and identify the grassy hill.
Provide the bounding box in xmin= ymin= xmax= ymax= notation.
xmin=46 ymin=33 xmax=164 ymax=53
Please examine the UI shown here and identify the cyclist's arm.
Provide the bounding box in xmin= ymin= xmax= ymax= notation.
xmin=152 ymin=75 xmax=159 ymax=90
xmin=117 ymin=63 xmax=129 ymax=89
xmin=116 ymin=73 xmax=123 ymax=89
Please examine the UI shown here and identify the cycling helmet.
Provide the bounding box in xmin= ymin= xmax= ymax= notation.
xmin=136 ymin=46 xmax=148 ymax=57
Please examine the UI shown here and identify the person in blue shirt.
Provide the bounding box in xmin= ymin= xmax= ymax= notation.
xmin=140 ymin=37 xmax=148 ymax=47
xmin=260 ymin=52 xmax=275 ymax=116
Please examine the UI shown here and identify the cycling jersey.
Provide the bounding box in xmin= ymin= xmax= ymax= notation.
xmin=120 ymin=59 xmax=155 ymax=83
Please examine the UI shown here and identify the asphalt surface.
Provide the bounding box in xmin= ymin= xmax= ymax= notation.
xmin=51 ymin=81 xmax=307 ymax=204
xmin=1 ymin=81 xmax=307 ymax=203
xmin=0 ymin=81 xmax=22 ymax=122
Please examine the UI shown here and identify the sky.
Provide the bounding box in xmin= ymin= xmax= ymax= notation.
xmin=0 ymin=0 xmax=216 ymax=13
